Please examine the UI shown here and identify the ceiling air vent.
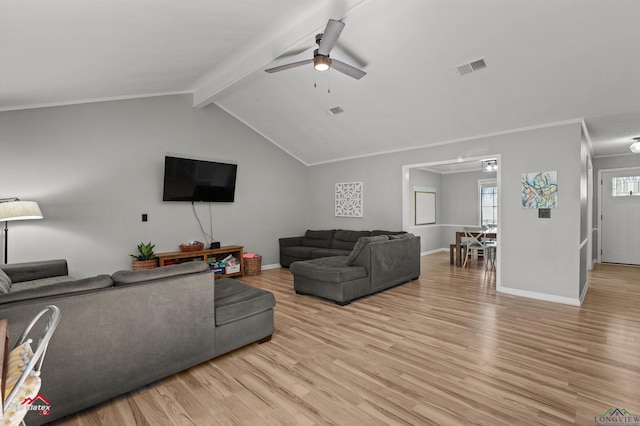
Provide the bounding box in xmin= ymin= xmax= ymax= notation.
xmin=456 ymin=58 xmax=487 ymax=76
xmin=327 ymin=106 xmax=344 ymax=115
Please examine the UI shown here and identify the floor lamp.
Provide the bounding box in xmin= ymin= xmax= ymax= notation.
xmin=0 ymin=199 xmax=43 ymax=264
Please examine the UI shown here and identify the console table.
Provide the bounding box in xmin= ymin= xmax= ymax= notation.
xmin=156 ymin=245 xmax=244 ymax=278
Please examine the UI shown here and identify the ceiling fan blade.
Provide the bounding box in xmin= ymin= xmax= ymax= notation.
xmin=276 ymin=44 xmax=314 ymax=60
xmin=331 ymin=59 xmax=366 ymax=79
xmin=265 ymin=59 xmax=313 ymax=73
xmin=333 ymin=42 xmax=368 ymax=69
xmin=318 ymin=19 xmax=345 ymax=56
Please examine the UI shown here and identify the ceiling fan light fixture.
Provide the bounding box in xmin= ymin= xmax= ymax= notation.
xmin=314 ymin=55 xmax=331 ymax=71
xmin=630 ymin=138 xmax=640 ymax=153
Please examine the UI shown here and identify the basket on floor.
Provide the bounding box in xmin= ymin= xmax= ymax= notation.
xmin=244 ymin=255 xmax=262 ymax=276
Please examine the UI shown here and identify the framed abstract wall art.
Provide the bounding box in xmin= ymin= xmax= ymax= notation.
xmin=522 ymin=171 xmax=558 ymax=208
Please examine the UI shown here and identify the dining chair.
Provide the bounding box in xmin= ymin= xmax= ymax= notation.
xmin=462 ymin=227 xmax=487 ymax=268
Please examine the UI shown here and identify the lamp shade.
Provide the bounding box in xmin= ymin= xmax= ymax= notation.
xmin=0 ymin=201 xmax=43 ymax=221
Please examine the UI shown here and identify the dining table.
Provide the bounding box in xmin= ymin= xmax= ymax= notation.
xmin=455 ymin=229 xmax=497 ymax=266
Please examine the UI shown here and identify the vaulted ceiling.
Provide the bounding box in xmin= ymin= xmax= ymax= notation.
xmin=3 ymin=0 xmax=640 ymax=165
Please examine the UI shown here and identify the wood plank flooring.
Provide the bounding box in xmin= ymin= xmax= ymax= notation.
xmin=54 ymin=253 xmax=640 ymax=425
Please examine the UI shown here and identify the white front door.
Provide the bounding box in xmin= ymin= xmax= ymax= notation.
xmin=601 ymin=170 xmax=640 ymax=264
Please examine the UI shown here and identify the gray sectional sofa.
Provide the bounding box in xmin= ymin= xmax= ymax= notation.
xmin=279 ymin=229 xmax=407 ymax=268
xmin=289 ymin=233 xmax=421 ymax=305
xmin=0 ymin=259 xmax=275 ymax=425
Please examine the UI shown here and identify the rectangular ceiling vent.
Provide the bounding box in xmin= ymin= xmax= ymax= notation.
xmin=327 ymin=106 xmax=344 ymax=115
xmin=456 ymin=58 xmax=487 ymax=76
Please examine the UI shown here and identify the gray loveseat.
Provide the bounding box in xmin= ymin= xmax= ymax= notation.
xmin=290 ymin=233 xmax=421 ymax=305
xmin=279 ymin=229 xmax=406 ymax=268
xmin=0 ymin=259 xmax=275 ymax=425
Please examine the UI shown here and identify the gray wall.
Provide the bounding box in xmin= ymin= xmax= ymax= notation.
xmin=404 ymin=168 xmax=497 ymax=252
xmin=442 ymin=170 xmax=496 ymax=226
xmin=1 ymin=93 xmax=590 ymax=304
xmin=306 ymin=153 xmax=405 ymax=231
xmin=307 ymin=122 xmax=585 ymax=304
xmin=0 ymin=94 xmax=309 ymax=277
xmin=406 ymin=168 xmax=442 ymax=253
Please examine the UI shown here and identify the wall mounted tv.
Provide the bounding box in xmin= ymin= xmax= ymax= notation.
xmin=162 ymin=156 xmax=237 ymax=202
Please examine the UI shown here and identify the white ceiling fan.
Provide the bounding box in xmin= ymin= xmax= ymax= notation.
xmin=265 ymin=19 xmax=366 ymax=80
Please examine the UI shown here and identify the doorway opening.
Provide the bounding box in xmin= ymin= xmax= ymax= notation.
xmin=598 ymin=166 xmax=640 ymax=265
xmin=402 ymin=154 xmax=502 ymax=288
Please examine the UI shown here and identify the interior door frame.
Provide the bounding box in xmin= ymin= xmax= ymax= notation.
xmin=597 ymin=166 xmax=640 ymax=263
xmin=401 ymin=153 xmax=502 ymax=290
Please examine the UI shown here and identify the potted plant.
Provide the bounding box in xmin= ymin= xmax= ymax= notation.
xmin=130 ymin=242 xmax=158 ymax=270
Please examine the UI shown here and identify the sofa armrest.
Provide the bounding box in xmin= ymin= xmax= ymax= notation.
xmin=368 ymin=236 xmax=421 ymax=292
xmin=350 ymin=235 xmax=421 ymax=292
xmin=279 ymin=236 xmax=304 ymax=249
xmin=0 ymin=259 xmax=69 ymax=283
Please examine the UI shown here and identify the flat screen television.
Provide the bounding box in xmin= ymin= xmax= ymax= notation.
xmin=162 ymin=156 xmax=237 ymax=202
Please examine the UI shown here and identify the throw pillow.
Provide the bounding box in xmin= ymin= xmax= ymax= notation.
xmin=346 ymin=235 xmax=389 ymax=266
xmin=0 ymin=269 xmax=11 ymax=294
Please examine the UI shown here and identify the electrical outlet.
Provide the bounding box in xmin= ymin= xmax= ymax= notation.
xmin=142 ymin=214 xmax=148 ymax=222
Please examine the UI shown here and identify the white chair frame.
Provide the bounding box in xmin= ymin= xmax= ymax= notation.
xmin=462 ymin=227 xmax=488 ymax=268
xmin=4 ymin=305 xmax=61 ymax=416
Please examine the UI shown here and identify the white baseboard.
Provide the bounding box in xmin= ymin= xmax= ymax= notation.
xmin=421 ymin=248 xmax=448 ymax=256
xmin=262 ymin=263 xmax=281 ymax=270
xmin=498 ymin=286 xmax=582 ymax=306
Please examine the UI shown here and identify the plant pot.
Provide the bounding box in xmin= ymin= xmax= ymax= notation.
xmin=132 ymin=259 xmax=158 ymax=270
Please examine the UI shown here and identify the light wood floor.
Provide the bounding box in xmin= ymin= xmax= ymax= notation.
xmin=55 ymin=253 xmax=640 ymax=425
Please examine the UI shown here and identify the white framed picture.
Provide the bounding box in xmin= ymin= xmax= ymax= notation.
xmin=335 ymin=182 xmax=363 ymax=217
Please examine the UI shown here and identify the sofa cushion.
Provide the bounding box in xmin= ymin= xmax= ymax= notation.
xmin=112 ymin=261 xmax=209 ymax=286
xmin=281 ymin=246 xmax=319 ymax=258
xmin=309 ymin=248 xmax=352 ymax=259
xmin=389 ymin=233 xmax=414 ymax=240
xmin=0 ymin=259 xmax=68 ymax=283
xmin=11 ymin=275 xmax=75 ymax=290
xmin=0 ymin=275 xmax=113 ymax=304
xmin=214 ymin=278 xmax=276 ymax=326
xmin=330 ymin=230 xmax=371 ymax=250
xmin=346 ymin=235 xmax=389 ymax=266
xmin=290 ymin=256 xmax=367 ymax=283
xmin=0 ymin=269 xmax=11 ymax=294
xmin=370 ymin=230 xmax=406 ymax=237
xmin=301 ymin=230 xmax=335 ymax=249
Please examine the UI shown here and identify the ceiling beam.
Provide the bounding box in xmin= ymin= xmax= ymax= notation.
xmin=191 ymin=0 xmax=371 ymax=108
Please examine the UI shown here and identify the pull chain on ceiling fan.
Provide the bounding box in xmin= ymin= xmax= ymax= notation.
xmin=265 ymin=19 xmax=366 ymax=80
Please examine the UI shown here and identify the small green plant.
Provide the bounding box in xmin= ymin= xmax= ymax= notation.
xmin=130 ymin=242 xmax=156 ymax=261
